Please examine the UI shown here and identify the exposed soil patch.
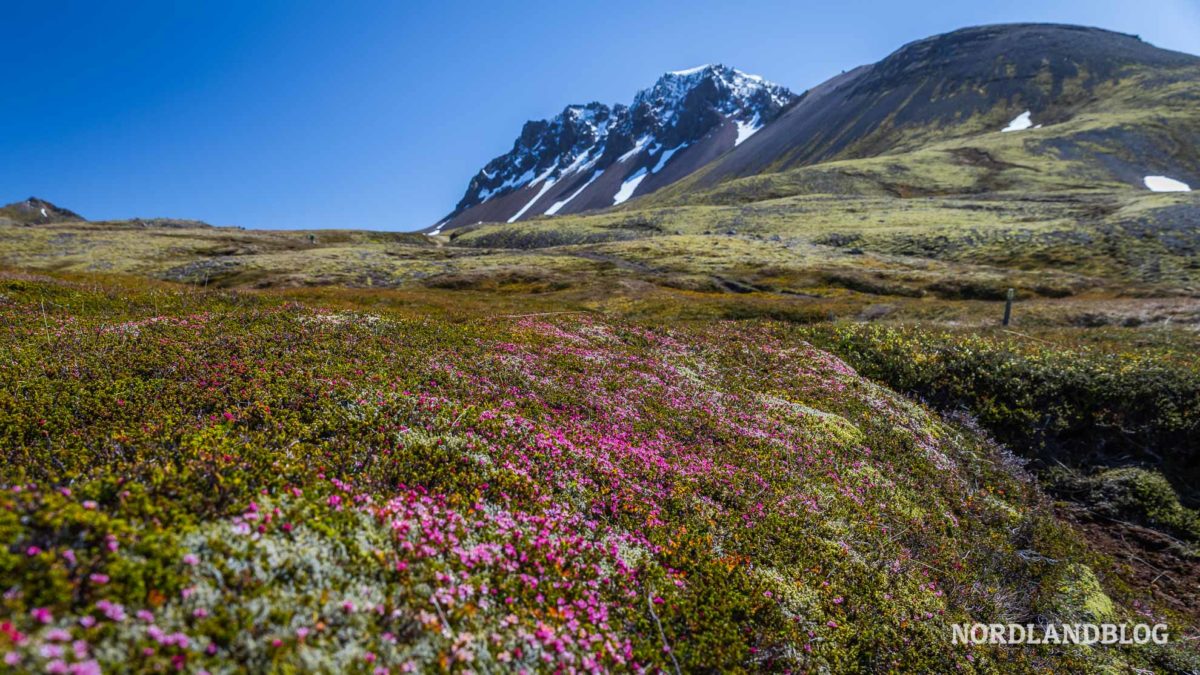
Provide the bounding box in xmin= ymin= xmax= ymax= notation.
xmin=1060 ymin=504 xmax=1200 ymax=623
xmin=949 ymin=147 xmax=1039 ymax=172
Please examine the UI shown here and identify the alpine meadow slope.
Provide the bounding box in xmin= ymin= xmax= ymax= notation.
xmin=666 ymin=23 xmax=1200 ymax=194
xmin=2 ymin=20 xmax=1200 ymax=674
xmin=1 ymin=275 xmax=1197 ymax=672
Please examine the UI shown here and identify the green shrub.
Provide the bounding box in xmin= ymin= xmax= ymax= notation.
xmin=802 ymin=323 xmax=1200 ymax=506
xmin=1050 ymin=467 xmax=1200 ymax=544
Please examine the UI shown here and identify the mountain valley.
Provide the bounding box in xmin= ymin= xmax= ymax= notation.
xmin=3 ymin=21 xmax=1199 ymax=673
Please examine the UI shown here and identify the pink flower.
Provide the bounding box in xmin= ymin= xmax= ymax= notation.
xmin=31 ymin=607 xmax=52 ymax=624
xmin=95 ymin=600 xmax=126 ymax=622
xmin=88 ymin=574 xmax=109 ymax=585
xmin=41 ymin=644 xmax=65 ymax=659
xmin=72 ymin=659 xmax=101 ymax=674
xmin=166 ymin=633 xmax=189 ymax=648
xmin=182 ymin=554 xmax=199 ymax=566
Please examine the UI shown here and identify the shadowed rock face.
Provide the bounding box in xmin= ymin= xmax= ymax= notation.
xmin=690 ymin=24 xmax=1200 ymax=186
xmin=0 ymin=197 xmax=85 ymax=225
xmin=434 ymin=65 xmax=795 ymax=231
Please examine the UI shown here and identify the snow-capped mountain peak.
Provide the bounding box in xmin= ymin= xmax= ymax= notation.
xmin=635 ymin=64 xmax=792 ymax=117
xmin=435 ymin=65 xmax=796 ymax=231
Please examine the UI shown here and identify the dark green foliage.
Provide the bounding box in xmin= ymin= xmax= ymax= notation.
xmin=803 ymin=323 xmax=1200 ymax=506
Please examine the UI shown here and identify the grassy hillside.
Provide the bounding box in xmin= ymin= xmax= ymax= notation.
xmin=5 ymin=189 xmax=1198 ymax=305
xmin=641 ymin=61 xmax=1200 ymax=204
xmin=1 ymin=272 xmax=1197 ymax=672
xmin=2 ymin=37 xmax=1198 ymax=674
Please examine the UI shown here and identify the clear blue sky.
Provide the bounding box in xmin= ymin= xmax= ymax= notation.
xmin=3 ymin=0 xmax=1197 ymax=230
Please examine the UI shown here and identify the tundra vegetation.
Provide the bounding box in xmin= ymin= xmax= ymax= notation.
xmin=1 ymin=34 xmax=1199 ymax=673
xmin=0 ymin=267 xmax=1197 ymax=673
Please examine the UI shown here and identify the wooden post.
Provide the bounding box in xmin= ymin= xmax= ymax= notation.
xmin=1002 ymin=288 xmax=1015 ymax=326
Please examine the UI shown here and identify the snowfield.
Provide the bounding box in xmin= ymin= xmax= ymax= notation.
xmin=735 ymin=113 xmax=763 ymax=146
xmin=545 ymin=170 xmax=603 ymax=216
xmin=651 ymin=144 xmax=687 ymax=173
xmin=1143 ymin=175 xmax=1191 ymax=192
xmin=613 ymin=168 xmax=648 ymax=205
xmin=1001 ymin=111 xmax=1034 ymax=132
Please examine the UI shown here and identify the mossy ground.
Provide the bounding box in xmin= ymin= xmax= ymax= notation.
xmin=2 ymin=61 xmax=1197 ymax=672
xmin=2 ymin=271 xmax=1197 ymax=672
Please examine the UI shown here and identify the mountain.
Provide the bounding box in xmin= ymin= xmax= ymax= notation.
xmin=432 ymin=65 xmax=795 ymax=232
xmin=436 ymin=24 xmax=1199 ymax=228
xmin=652 ymin=24 xmax=1200 ymax=200
xmin=0 ymin=197 xmax=85 ymax=225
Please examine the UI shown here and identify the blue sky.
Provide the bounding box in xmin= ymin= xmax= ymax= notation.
xmin=3 ymin=1 xmax=1198 ymax=230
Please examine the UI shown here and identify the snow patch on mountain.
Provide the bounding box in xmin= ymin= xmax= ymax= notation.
xmin=1144 ymin=175 xmax=1191 ymax=192
xmin=546 ymin=171 xmax=604 ymax=216
xmin=1002 ymin=111 xmax=1034 ymax=132
xmin=613 ymin=169 xmax=649 ymax=205
xmin=508 ymin=167 xmax=560 ymax=222
xmin=734 ymin=114 xmax=763 ymax=146
xmin=477 ymin=168 xmax=535 ymax=202
xmin=671 ymin=64 xmax=712 ymax=76
xmin=652 ymin=144 xmax=687 ymax=173
xmin=619 ymin=136 xmax=653 ymax=163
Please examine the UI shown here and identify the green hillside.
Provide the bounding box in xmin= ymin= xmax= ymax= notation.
xmin=1 ymin=273 xmax=1197 ymax=672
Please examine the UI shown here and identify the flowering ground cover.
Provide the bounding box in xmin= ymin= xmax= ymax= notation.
xmin=1 ymin=272 xmax=1197 ymax=673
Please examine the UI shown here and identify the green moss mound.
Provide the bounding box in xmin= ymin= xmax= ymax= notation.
xmin=1052 ymin=467 xmax=1200 ymax=545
